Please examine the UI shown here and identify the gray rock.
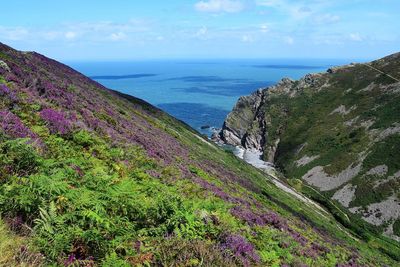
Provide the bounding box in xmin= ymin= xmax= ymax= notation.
xmin=332 ymin=184 xmax=357 ymax=208
xmin=0 ymin=60 xmax=11 ymax=72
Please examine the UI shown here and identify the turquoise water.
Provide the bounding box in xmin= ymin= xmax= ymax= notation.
xmin=68 ymin=59 xmax=349 ymax=135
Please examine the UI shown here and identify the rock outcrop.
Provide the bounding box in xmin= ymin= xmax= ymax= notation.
xmin=220 ymin=89 xmax=266 ymax=149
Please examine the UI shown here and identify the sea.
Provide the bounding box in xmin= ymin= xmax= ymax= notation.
xmin=68 ymin=59 xmax=349 ymax=136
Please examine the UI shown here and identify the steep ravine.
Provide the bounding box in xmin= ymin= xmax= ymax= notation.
xmin=218 ymin=52 xmax=400 ymax=245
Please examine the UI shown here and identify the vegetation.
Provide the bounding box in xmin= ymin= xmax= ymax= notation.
xmin=394 ymin=220 xmax=400 ymax=236
xmin=0 ymin=43 xmax=399 ymax=266
xmin=0 ymin=219 xmax=44 ymax=266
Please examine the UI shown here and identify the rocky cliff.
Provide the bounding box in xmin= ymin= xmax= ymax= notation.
xmin=220 ymin=53 xmax=400 ymax=243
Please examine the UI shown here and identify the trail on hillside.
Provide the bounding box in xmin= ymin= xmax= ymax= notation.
xmin=363 ymin=63 xmax=400 ymax=82
xmin=229 ymin=147 xmax=361 ymax=241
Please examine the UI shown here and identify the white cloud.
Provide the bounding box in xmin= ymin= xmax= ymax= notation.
xmin=0 ymin=26 xmax=28 ymax=41
xmin=65 ymin=31 xmax=77 ymax=40
xmin=69 ymin=20 xmax=151 ymax=33
xmin=241 ymin=34 xmax=254 ymax=42
xmin=109 ymin=32 xmax=127 ymax=41
xmin=314 ymin=13 xmax=340 ymax=24
xmin=260 ymin=24 xmax=270 ymax=33
xmin=195 ymin=26 xmax=209 ymax=39
xmin=256 ymin=0 xmax=339 ymax=22
xmin=290 ymin=6 xmax=313 ymax=20
xmin=0 ymin=19 xmax=159 ymax=47
xmin=195 ymin=0 xmax=245 ymax=13
xmin=311 ymin=33 xmax=344 ymax=45
xmin=56 ymin=20 xmax=152 ymax=42
xmin=284 ymin=36 xmax=294 ymax=45
xmin=257 ymin=1 xmax=313 ymax=20
xmin=256 ymin=0 xmax=283 ymax=7
xmin=42 ymin=31 xmax=62 ymax=41
xmin=349 ymin=33 xmax=363 ymax=42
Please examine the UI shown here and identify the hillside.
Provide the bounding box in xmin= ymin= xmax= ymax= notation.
xmin=219 ymin=52 xmax=400 ymax=250
xmin=0 ymin=43 xmax=399 ymax=266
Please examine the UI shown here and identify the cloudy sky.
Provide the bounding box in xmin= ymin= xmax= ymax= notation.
xmin=1 ymin=0 xmax=399 ymax=60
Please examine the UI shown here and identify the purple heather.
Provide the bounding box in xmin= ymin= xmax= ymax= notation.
xmin=0 ymin=110 xmax=34 ymax=138
xmin=40 ymin=108 xmax=72 ymax=135
xmin=220 ymin=233 xmax=260 ymax=266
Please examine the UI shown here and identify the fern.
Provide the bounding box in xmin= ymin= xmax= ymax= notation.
xmin=34 ymin=202 xmax=58 ymax=235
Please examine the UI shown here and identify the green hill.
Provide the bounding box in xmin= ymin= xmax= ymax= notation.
xmin=219 ymin=52 xmax=400 ymax=262
xmin=0 ymin=43 xmax=398 ymax=266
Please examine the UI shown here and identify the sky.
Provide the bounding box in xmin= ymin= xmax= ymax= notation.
xmin=0 ymin=0 xmax=399 ymax=60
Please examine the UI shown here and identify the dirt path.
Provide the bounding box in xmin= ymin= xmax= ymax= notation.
xmin=230 ymin=146 xmax=361 ymax=241
xmin=363 ymin=63 xmax=400 ymax=83
xmin=266 ymin=170 xmax=330 ymax=217
xmin=232 ymin=147 xmax=331 ymax=217
xmin=265 ymin=169 xmax=360 ymax=241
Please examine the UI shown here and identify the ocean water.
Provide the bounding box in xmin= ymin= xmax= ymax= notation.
xmin=68 ymin=59 xmax=349 ymax=135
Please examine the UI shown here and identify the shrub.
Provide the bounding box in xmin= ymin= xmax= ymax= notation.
xmin=0 ymin=111 xmax=34 ymax=138
xmin=393 ymin=220 xmax=400 ymax=236
xmin=72 ymin=130 xmax=96 ymax=147
xmin=0 ymin=83 xmax=18 ymax=104
xmin=156 ymin=238 xmax=235 ymax=267
xmin=102 ymin=252 xmax=130 ymax=267
xmin=40 ymin=108 xmax=72 ymax=135
xmin=0 ymin=138 xmax=41 ymax=178
xmin=220 ymin=233 xmax=260 ymax=267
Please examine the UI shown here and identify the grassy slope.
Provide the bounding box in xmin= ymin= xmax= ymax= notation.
xmin=0 ymin=43 xmax=398 ymax=266
xmin=258 ymin=56 xmax=400 ymax=259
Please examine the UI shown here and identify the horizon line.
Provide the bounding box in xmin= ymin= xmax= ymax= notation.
xmin=61 ymin=57 xmax=372 ymax=63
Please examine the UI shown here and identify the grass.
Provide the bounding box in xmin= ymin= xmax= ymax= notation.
xmin=0 ymin=219 xmax=43 ymax=266
xmin=0 ymin=219 xmax=22 ymax=266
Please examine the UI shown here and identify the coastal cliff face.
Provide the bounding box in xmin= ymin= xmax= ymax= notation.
xmin=220 ymin=53 xmax=400 ymax=242
xmin=221 ymin=89 xmax=265 ymax=150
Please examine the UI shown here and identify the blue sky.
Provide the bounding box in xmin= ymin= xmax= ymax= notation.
xmin=0 ymin=0 xmax=399 ymax=60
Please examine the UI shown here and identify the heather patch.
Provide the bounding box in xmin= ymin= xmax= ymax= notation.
xmin=0 ymin=110 xmax=34 ymax=138
xmin=220 ymin=233 xmax=260 ymax=266
xmin=0 ymin=83 xmax=18 ymax=104
xmin=40 ymin=108 xmax=72 ymax=135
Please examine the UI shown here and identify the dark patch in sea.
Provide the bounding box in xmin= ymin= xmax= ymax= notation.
xmin=172 ymin=81 xmax=273 ymax=96
xmin=165 ymin=76 xmax=249 ymax=83
xmin=90 ymin=74 xmax=157 ymax=80
xmin=252 ymin=65 xmax=326 ymax=70
xmin=157 ymin=102 xmax=229 ymax=135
